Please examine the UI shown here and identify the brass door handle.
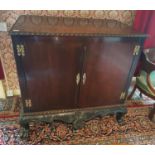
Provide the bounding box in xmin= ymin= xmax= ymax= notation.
xmin=76 ymin=73 xmax=80 ymax=85
xmin=83 ymin=73 xmax=86 ymax=84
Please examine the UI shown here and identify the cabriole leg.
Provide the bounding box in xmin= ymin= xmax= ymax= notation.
xmin=20 ymin=121 xmax=29 ymax=139
xmin=116 ymin=112 xmax=126 ymax=124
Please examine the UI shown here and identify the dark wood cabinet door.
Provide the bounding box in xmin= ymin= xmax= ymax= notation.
xmin=79 ymin=37 xmax=136 ymax=108
xmin=15 ymin=36 xmax=83 ymax=112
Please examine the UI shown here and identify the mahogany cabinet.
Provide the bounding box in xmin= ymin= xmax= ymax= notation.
xmin=10 ymin=15 xmax=147 ymax=137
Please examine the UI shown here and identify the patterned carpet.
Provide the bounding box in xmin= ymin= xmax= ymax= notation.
xmin=0 ymin=104 xmax=155 ymax=144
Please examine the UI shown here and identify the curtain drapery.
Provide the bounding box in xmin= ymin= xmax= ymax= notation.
xmin=133 ymin=11 xmax=155 ymax=76
xmin=134 ymin=10 xmax=155 ymax=48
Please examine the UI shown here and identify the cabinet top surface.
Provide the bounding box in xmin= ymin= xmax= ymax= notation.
xmin=10 ymin=15 xmax=147 ymax=38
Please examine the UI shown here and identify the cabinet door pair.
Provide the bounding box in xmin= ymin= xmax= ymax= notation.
xmin=12 ymin=36 xmax=136 ymax=113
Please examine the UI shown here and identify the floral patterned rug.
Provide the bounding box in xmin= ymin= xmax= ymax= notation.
xmin=0 ymin=105 xmax=155 ymax=145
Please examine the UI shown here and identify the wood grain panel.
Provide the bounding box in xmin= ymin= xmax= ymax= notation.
xmin=79 ymin=37 xmax=136 ymax=108
xmin=17 ymin=36 xmax=84 ymax=112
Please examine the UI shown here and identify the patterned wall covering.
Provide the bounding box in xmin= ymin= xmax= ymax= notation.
xmin=0 ymin=10 xmax=135 ymax=95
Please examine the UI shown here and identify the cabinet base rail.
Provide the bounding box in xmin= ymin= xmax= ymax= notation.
xmin=19 ymin=105 xmax=127 ymax=138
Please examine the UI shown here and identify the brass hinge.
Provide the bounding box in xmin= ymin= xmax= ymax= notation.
xmin=16 ymin=44 xmax=25 ymax=56
xmin=25 ymin=99 xmax=32 ymax=108
xmin=133 ymin=45 xmax=140 ymax=55
xmin=120 ymin=92 xmax=126 ymax=100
